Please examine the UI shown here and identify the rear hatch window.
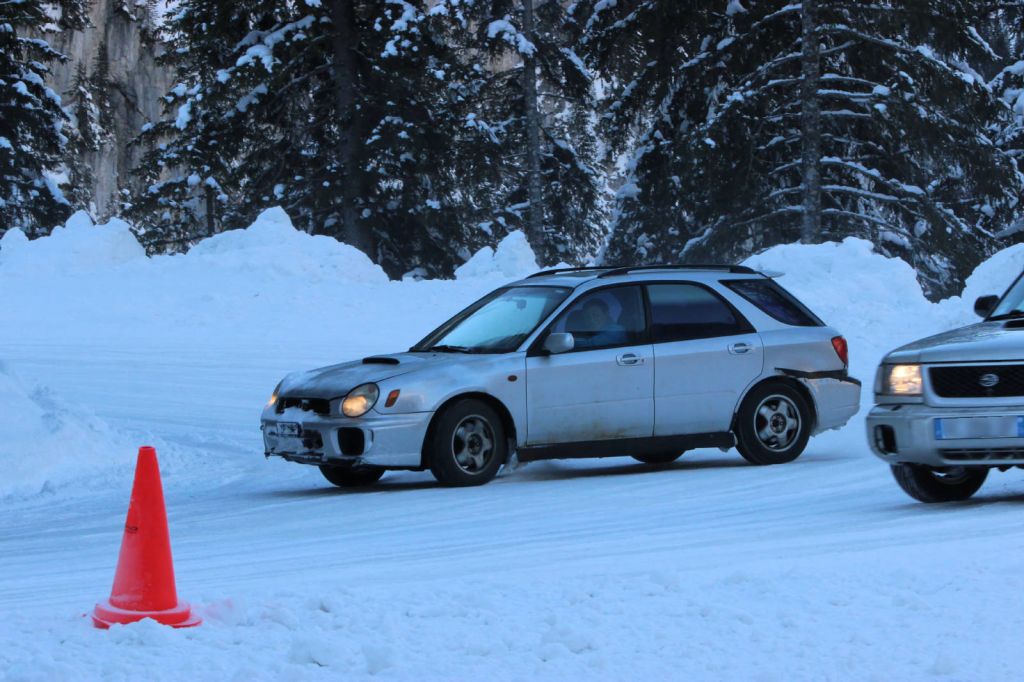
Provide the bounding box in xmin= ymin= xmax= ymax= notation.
xmin=723 ymin=279 xmax=824 ymax=327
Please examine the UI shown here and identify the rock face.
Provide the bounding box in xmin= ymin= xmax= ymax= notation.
xmin=43 ymin=1 xmax=175 ymax=219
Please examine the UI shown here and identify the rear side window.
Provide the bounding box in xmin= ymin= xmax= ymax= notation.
xmin=723 ymin=279 xmax=823 ymax=327
xmin=646 ymin=284 xmax=751 ymax=343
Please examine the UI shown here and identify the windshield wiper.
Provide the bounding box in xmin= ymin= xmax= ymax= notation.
xmin=423 ymin=344 xmax=475 ymax=353
xmin=987 ymin=310 xmax=1024 ymax=321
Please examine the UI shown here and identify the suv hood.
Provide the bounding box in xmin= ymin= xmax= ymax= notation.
xmin=278 ymin=352 xmax=480 ymax=400
xmin=886 ymin=321 xmax=1024 ymax=364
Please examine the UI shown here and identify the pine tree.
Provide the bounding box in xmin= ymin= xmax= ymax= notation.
xmin=0 ymin=0 xmax=87 ymax=236
xmin=455 ymin=0 xmax=605 ymax=265
xmin=65 ymin=62 xmax=100 ymax=211
xmin=579 ymin=0 xmax=1024 ymax=298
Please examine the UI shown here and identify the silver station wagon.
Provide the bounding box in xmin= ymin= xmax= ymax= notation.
xmin=261 ymin=265 xmax=861 ymax=487
xmin=868 ymin=271 xmax=1024 ymax=503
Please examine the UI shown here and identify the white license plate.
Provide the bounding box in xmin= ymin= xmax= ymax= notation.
xmin=276 ymin=422 xmax=301 ymax=438
xmin=934 ymin=416 xmax=1024 ymax=440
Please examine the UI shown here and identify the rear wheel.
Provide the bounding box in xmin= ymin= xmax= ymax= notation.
xmin=891 ymin=464 xmax=988 ymax=503
xmin=319 ymin=463 xmax=385 ymax=488
xmin=735 ymin=382 xmax=812 ymax=465
xmin=428 ymin=399 xmax=507 ymax=487
xmin=632 ymin=451 xmax=685 ymax=465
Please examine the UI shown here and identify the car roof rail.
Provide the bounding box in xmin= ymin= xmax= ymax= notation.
xmin=526 ymin=266 xmax=611 ymax=278
xmin=596 ymin=264 xmax=758 ymax=278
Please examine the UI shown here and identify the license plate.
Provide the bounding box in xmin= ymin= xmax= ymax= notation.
xmin=276 ymin=422 xmax=301 ymax=438
xmin=934 ymin=416 xmax=1024 ymax=440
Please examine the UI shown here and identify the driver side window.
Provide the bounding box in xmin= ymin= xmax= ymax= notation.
xmin=548 ymin=286 xmax=646 ymax=351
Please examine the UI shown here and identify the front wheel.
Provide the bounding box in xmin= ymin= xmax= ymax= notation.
xmin=734 ymin=382 xmax=812 ymax=465
xmin=428 ymin=399 xmax=507 ymax=487
xmin=891 ymin=464 xmax=988 ymax=503
xmin=319 ymin=463 xmax=385 ymax=488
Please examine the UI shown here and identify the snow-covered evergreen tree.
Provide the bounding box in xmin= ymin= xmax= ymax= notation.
xmin=456 ymin=0 xmax=605 ymax=265
xmin=580 ymin=0 xmax=1024 ymax=298
xmin=0 ymin=0 xmax=87 ymax=236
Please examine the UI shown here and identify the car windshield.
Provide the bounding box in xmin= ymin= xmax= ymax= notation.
xmin=412 ymin=286 xmax=571 ymax=353
xmin=989 ymin=275 xmax=1024 ymax=319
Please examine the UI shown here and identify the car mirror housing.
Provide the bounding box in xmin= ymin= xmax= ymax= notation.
xmin=543 ymin=332 xmax=575 ymax=355
xmin=974 ymin=295 xmax=998 ymax=319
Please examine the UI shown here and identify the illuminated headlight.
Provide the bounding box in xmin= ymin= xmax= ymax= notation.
xmin=879 ymin=364 xmax=923 ymax=396
xmin=267 ymin=380 xmax=283 ymax=407
xmin=342 ymin=383 xmax=379 ymax=417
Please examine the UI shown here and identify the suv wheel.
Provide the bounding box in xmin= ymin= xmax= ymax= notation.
xmin=319 ymin=463 xmax=385 ymax=487
xmin=891 ymin=463 xmax=987 ymax=503
xmin=735 ymin=382 xmax=811 ymax=465
xmin=632 ymin=451 xmax=685 ymax=465
xmin=428 ymin=399 xmax=507 ymax=487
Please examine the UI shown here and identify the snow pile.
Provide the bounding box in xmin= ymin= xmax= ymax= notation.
xmin=184 ymin=207 xmax=388 ymax=284
xmin=0 ymin=361 xmax=133 ymax=499
xmin=0 ymin=210 xmax=144 ymax=275
xmin=938 ymin=242 xmax=1024 ymax=329
xmin=455 ymin=230 xmax=539 ymax=280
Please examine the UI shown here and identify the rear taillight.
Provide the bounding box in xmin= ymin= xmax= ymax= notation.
xmin=831 ymin=336 xmax=849 ymax=367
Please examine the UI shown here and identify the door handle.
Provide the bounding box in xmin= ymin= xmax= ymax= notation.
xmin=616 ymin=353 xmax=644 ymax=366
xmin=728 ymin=343 xmax=753 ymax=355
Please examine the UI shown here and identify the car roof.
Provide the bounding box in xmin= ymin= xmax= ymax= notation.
xmin=512 ymin=265 xmax=768 ymax=288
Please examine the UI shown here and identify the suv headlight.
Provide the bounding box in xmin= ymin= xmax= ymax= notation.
xmin=878 ymin=364 xmax=923 ymax=396
xmin=342 ymin=383 xmax=379 ymax=417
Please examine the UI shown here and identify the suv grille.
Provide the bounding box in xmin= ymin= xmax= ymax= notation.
xmin=276 ymin=397 xmax=330 ymax=416
xmin=941 ymin=447 xmax=1024 ymax=461
xmin=930 ymin=365 xmax=1024 ymax=398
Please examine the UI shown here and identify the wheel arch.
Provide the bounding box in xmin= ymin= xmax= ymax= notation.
xmin=420 ymin=392 xmax=518 ymax=468
xmin=733 ymin=374 xmax=818 ymax=433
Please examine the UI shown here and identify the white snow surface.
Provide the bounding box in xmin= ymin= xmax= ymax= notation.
xmin=2 ymin=214 xmax=1024 ymax=680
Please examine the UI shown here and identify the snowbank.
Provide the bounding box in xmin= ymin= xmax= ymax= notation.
xmin=455 ymin=229 xmax=539 ymax=280
xmin=0 ymin=361 xmax=133 ymax=499
xmin=0 ymin=210 xmax=144 ymax=275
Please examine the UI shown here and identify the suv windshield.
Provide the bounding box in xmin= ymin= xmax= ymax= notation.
xmin=412 ymin=286 xmax=571 ymax=353
xmin=988 ymin=274 xmax=1024 ymax=320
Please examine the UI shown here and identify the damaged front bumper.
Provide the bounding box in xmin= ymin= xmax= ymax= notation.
xmin=261 ymin=406 xmax=432 ymax=469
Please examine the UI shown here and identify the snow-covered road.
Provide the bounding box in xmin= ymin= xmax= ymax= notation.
xmin=3 ymin=210 xmax=1024 ymax=680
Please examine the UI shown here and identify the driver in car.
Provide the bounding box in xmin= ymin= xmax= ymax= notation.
xmin=578 ymin=298 xmax=629 ymax=348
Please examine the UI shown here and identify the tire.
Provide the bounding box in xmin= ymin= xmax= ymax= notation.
xmin=632 ymin=451 xmax=685 ymax=465
xmin=319 ymin=463 xmax=385 ymax=488
xmin=428 ymin=399 xmax=507 ymax=487
xmin=891 ymin=463 xmax=988 ymax=503
xmin=734 ymin=382 xmax=812 ymax=465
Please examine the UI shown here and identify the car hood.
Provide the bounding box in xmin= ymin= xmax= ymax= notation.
xmin=278 ymin=352 xmax=482 ymax=400
xmin=886 ymin=321 xmax=1024 ymax=364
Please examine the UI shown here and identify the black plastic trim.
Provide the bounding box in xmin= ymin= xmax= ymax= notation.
xmin=517 ymin=432 xmax=734 ymax=462
xmin=777 ymin=368 xmax=862 ymax=385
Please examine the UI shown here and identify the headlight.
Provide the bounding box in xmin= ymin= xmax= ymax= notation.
xmin=342 ymin=383 xmax=379 ymax=417
xmin=879 ymin=364 xmax=922 ymax=396
xmin=267 ymin=380 xmax=283 ymax=407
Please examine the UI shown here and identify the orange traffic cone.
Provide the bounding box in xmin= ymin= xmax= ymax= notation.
xmin=92 ymin=446 xmax=201 ymax=629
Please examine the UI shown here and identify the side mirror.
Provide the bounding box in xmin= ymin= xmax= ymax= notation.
xmin=542 ymin=332 xmax=575 ymax=355
xmin=974 ymin=295 xmax=998 ymax=319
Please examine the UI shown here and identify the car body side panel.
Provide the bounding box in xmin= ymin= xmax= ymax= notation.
xmin=652 ymin=333 xmax=764 ymax=435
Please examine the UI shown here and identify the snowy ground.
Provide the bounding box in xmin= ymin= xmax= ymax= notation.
xmin=2 ymin=209 xmax=1024 ymax=680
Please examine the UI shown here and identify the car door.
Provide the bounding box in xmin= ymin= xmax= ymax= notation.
xmin=646 ymin=282 xmax=764 ymax=436
xmin=525 ymin=285 xmax=654 ymax=445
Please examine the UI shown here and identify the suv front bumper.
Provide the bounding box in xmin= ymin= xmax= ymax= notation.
xmin=867 ymin=403 xmax=1024 ymax=467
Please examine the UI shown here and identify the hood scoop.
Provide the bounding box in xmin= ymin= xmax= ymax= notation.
xmin=1003 ymin=320 xmax=1024 ymax=330
xmin=362 ymin=356 xmax=401 ymax=365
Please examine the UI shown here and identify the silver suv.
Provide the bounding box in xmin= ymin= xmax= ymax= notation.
xmin=261 ymin=265 xmax=861 ymax=487
xmin=868 ymin=271 xmax=1024 ymax=502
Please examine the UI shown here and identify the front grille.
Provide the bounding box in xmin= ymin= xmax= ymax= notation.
xmin=930 ymin=365 xmax=1024 ymax=398
xmin=276 ymin=397 xmax=331 ymax=416
xmin=941 ymin=447 xmax=1024 ymax=461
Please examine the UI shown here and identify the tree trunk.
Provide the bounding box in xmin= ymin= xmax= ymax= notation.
xmin=521 ymin=0 xmax=545 ymax=252
xmin=800 ymin=0 xmax=821 ymax=244
xmin=327 ymin=0 xmax=373 ymax=256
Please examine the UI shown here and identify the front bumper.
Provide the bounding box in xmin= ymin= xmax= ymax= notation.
xmin=261 ymin=409 xmax=432 ymax=468
xmin=867 ymin=403 xmax=1024 ymax=467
